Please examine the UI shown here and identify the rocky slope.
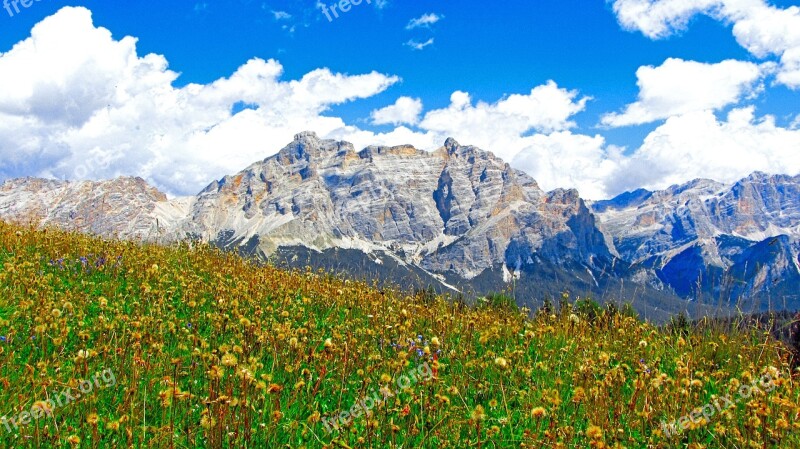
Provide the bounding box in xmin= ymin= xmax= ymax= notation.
xmin=175 ymin=132 xmax=616 ymax=287
xmin=0 ymin=176 xmax=191 ymax=241
xmin=1 ymin=133 xmax=797 ymax=316
xmin=592 ymin=173 xmax=800 ymax=309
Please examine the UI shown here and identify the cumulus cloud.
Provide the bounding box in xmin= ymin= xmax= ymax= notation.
xmin=610 ymin=0 xmax=800 ymax=88
xmin=412 ymin=83 xmax=620 ymax=199
xmin=0 ymin=7 xmax=402 ymax=195
xmin=406 ymin=13 xmax=443 ymax=30
xmin=419 ymin=82 xmax=589 ymax=152
xmin=512 ymin=133 xmax=623 ymax=200
xmin=602 ymin=58 xmax=767 ymax=127
xmin=371 ymin=97 xmax=423 ymax=126
xmin=2 ymin=6 xmax=797 ymax=203
xmin=608 ymin=107 xmax=800 ymax=193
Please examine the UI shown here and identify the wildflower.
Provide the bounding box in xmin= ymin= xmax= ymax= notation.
xmin=106 ymin=420 xmax=121 ymax=431
xmin=531 ymin=406 xmax=547 ymax=418
xmin=639 ymin=340 xmax=648 ymax=348
xmin=67 ymin=435 xmax=81 ymax=445
xmin=470 ymin=405 xmax=487 ymax=422
xmin=323 ymin=338 xmax=334 ymax=350
xmin=87 ymin=413 xmax=99 ymax=425
xmin=586 ymin=425 xmax=603 ymax=440
xmin=32 ymin=400 xmax=53 ymax=417
xmin=431 ymin=337 xmax=440 ymax=347
xmin=572 ymin=387 xmax=586 ymax=403
xmin=221 ymin=353 xmax=237 ymax=367
xmin=200 ymin=415 xmax=216 ymax=429
xmin=0 ymin=336 xmax=5 ymax=342
xmin=494 ymin=357 xmax=509 ymax=370
xmin=569 ymin=314 xmax=580 ymax=324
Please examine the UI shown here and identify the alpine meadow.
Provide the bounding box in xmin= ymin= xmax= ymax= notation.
xmin=1 ymin=1 xmax=800 ymax=448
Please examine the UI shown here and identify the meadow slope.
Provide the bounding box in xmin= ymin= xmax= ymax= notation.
xmin=0 ymin=222 xmax=798 ymax=448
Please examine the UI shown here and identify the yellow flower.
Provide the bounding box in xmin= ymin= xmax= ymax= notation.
xmin=471 ymin=405 xmax=486 ymax=422
xmin=200 ymin=415 xmax=216 ymax=429
xmin=586 ymin=425 xmax=603 ymax=440
xmin=572 ymin=387 xmax=586 ymax=403
xmin=221 ymin=353 xmax=237 ymax=367
xmin=531 ymin=407 xmax=547 ymax=418
xmin=494 ymin=357 xmax=509 ymax=370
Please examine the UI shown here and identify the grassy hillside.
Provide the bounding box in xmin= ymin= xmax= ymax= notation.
xmin=0 ymin=221 xmax=798 ymax=448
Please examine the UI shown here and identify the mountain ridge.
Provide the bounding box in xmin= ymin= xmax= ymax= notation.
xmin=1 ymin=131 xmax=798 ymax=317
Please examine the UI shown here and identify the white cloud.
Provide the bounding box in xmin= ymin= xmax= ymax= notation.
xmin=610 ymin=0 xmax=800 ymax=88
xmin=419 ymin=82 xmax=589 ymax=157
xmin=608 ymin=107 xmax=800 ymax=193
xmin=371 ymin=97 xmax=423 ymax=126
xmin=602 ymin=58 xmax=766 ymax=127
xmin=512 ymin=133 xmax=623 ymax=200
xmin=0 ymin=9 xmax=613 ymax=198
xmin=0 ymin=7 xmax=400 ymax=195
xmin=791 ymin=114 xmax=800 ymax=130
xmin=406 ymin=38 xmax=435 ymax=51
xmin=406 ymin=13 xmax=443 ymax=30
xmin=612 ymin=0 xmax=721 ymax=39
xmin=3 ymin=6 xmax=797 ymax=203
xmin=413 ymin=83 xmax=619 ymax=198
xmin=271 ymin=10 xmax=292 ymax=20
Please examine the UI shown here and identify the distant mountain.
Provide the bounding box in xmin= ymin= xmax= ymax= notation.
xmin=1 ymin=132 xmax=798 ymax=319
xmin=592 ymin=173 xmax=800 ymax=310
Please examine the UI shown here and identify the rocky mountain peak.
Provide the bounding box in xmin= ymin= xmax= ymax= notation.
xmin=0 ymin=134 xmax=797 ymax=315
xmin=444 ymin=137 xmax=460 ymax=153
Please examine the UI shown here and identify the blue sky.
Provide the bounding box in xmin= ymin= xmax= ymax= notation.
xmin=0 ymin=0 xmax=799 ymax=198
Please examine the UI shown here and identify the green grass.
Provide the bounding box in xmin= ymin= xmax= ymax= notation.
xmin=0 ymin=221 xmax=798 ymax=448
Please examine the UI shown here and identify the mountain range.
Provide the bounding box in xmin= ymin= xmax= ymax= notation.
xmin=2 ymin=131 xmax=798 ymax=321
